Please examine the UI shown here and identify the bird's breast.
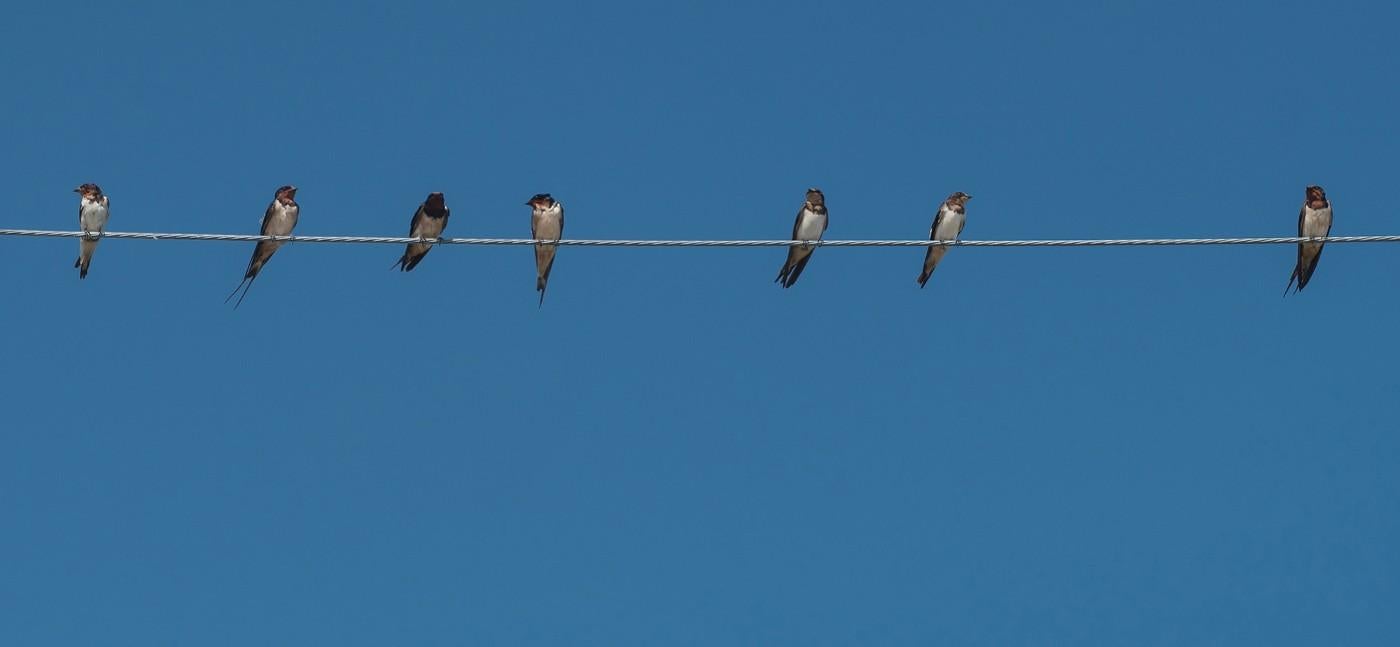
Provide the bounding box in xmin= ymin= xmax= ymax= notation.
xmin=267 ymin=205 xmax=298 ymax=235
xmin=796 ymin=209 xmax=826 ymax=240
xmin=1302 ymin=206 xmax=1332 ymax=237
xmin=80 ymin=203 xmax=110 ymax=229
xmin=934 ymin=210 xmax=964 ymax=240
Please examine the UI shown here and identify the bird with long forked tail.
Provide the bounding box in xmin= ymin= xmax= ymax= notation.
xmin=227 ymin=185 xmax=299 ymax=309
xmin=775 ymin=188 xmax=828 ymax=288
xmin=1285 ymin=185 xmax=1332 ymax=296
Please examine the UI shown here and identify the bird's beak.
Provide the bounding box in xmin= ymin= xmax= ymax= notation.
xmin=72 ymin=187 xmax=81 ymax=193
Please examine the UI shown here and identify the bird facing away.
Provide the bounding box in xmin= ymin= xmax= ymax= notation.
xmin=1285 ymin=185 xmax=1332 ymax=295
xmin=775 ymin=188 xmax=828 ymax=288
xmin=226 ymin=185 xmax=299 ymax=309
xmin=527 ymin=193 xmax=564 ymax=306
xmin=918 ymin=191 xmax=973 ymax=288
xmin=73 ymin=183 xmax=110 ymax=279
xmin=394 ymin=192 xmax=450 ymax=272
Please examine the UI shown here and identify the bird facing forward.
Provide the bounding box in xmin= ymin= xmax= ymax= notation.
xmin=73 ymin=183 xmax=110 ymax=279
xmin=775 ymin=188 xmax=828 ymax=288
xmin=917 ymin=191 xmax=972 ymax=288
xmin=1285 ymin=185 xmax=1332 ymax=295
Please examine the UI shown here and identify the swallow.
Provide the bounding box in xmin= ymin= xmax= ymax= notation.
xmin=73 ymin=183 xmax=110 ymax=279
xmin=1284 ymin=185 xmax=1333 ymax=295
xmin=226 ymin=185 xmax=299 ymax=308
xmin=527 ymin=193 xmax=564 ymax=306
xmin=917 ymin=192 xmax=972 ymax=288
xmin=775 ymin=188 xmax=828 ymax=288
xmin=393 ymin=192 xmax=450 ymax=272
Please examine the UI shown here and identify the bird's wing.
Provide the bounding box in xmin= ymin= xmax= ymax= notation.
xmin=929 ymin=207 xmax=945 ymax=239
xmin=408 ymin=204 xmax=427 ymax=237
xmin=258 ymin=201 xmax=278 ymax=235
xmin=1295 ymin=204 xmax=1308 ymax=268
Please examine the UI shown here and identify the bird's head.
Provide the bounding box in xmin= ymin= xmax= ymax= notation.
xmin=947 ymin=191 xmax=972 ymax=207
xmin=274 ymin=185 xmax=298 ymax=204
xmin=425 ymin=192 xmax=446 ymax=210
xmin=525 ymin=193 xmax=555 ymax=209
xmin=805 ymin=187 xmax=825 ymax=208
xmin=73 ymin=183 xmax=103 ymax=198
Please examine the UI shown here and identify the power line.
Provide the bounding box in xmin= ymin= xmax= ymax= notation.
xmin=0 ymin=228 xmax=1396 ymax=248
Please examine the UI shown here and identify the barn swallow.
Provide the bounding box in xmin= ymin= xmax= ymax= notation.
xmin=73 ymin=183 xmax=110 ymax=279
xmin=1285 ymin=185 xmax=1333 ymax=295
xmin=775 ymin=188 xmax=828 ymax=288
xmin=527 ymin=193 xmax=564 ymax=306
xmin=393 ymin=192 xmax=450 ymax=271
xmin=226 ymin=185 xmax=299 ymax=308
xmin=917 ymin=192 xmax=972 ymax=287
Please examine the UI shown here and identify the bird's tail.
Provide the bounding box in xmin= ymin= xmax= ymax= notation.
xmin=76 ymin=237 xmax=98 ymax=279
xmin=225 ymin=275 xmax=257 ymax=309
xmin=535 ymin=243 xmax=561 ymax=308
xmin=395 ymin=245 xmax=427 ymax=272
xmin=232 ymin=276 xmax=257 ymax=309
xmin=775 ymin=246 xmax=797 ymax=285
xmin=1283 ymin=267 xmax=1299 ymax=297
xmin=781 ymin=254 xmax=812 ymax=288
xmin=917 ymin=259 xmax=937 ymax=288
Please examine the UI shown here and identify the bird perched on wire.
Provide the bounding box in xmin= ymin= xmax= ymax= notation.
xmin=1284 ymin=185 xmax=1332 ymax=295
xmin=73 ymin=183 xmax=110 ymax=279
xmin=394 ymin=192 xmax=450 ymax=272
xmin=775 ymin=188 xmax=828 ymax=288
xmin=917 ymin=191 xmax=972 ymax=288
xmin=226 ymin=185 xmax=299 ymax=308
xmin=526 ymin=193 xmax=564 ymax=306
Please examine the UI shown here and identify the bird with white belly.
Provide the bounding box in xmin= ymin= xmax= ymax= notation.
xmin=1285 ymin=185 xmax=1332 ymax=295
xmin=775 ymin=188 xmax=828 ymax=288
xmin=917 ymin=191 xmax=972 ymax=288
xmin=73 ymin=183 xmax=110 ymax=279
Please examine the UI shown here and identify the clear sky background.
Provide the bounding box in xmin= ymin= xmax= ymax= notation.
xmin=2 ymin=1 xmax=1397 ymax=644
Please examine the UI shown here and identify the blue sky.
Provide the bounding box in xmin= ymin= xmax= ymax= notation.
xmin=2 ymin=1 xmax=1398 ymax=644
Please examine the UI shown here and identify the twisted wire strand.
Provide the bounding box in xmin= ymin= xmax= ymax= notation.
xmin=0 ymin=228 xmax=1394 ymax=248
